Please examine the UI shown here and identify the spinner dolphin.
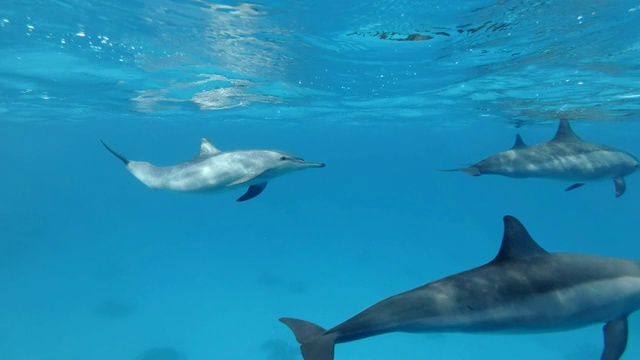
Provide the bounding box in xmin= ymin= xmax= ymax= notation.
xmin=102 ymin=138 xmax=325 ymax=202
xmin=281 ymin=215 xmax=640 ymax=360
xmin=441 ymin=120 xmax=639 ymax=197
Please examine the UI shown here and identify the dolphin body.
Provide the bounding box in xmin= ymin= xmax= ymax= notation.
xmin=101 ymin=138 xmax=325 ymax=202
xmin=441 ymin=120 xmax=639 ymax=197
xmin=280 ymin=216 xmax=640 ymax=360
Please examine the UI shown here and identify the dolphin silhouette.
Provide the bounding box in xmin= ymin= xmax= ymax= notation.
xmin=440 ymin=120 xmax=639 ymax=197
xmin=102 ymin=138 xmax=325 ymax=202
xmin=280 ymin=215 xmax=640 ymax=360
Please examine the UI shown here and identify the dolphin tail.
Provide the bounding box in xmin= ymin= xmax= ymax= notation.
xmin=280 ymin=317 xmax=337 ymax=360
xmin=101 ymin=140 xmax=130 ymax=165
xmin=437 ymin=166 xmax=481 ymax=176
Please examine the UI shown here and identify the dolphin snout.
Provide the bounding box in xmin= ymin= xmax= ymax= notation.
xmin=292 ymin=157 xmax=325 ymax=168
xmin=306 ymin=161 xmax=326 ymax=168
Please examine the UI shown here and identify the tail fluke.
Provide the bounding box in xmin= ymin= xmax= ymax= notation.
xmin=436 ymin=166 xmax=481 ymax=176
xmin=101 ymin=140 xmax=130 ymax=165
xmin=280 ymin=317 xmax=337 ymax=360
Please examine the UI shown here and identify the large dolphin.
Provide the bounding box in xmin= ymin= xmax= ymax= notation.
xmin=280 ymin=215 xmax=640 ymax=360
xmin=440 ymin=120 xmax=639 ymax=197
xmin=101 ymin=138 xmax=325 ymax=202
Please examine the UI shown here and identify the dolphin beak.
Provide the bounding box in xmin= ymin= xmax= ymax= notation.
xmin=304 ymin=161 xmax=326 ymax=168
xmin=290 ymin=157 xmax=325 ymax=168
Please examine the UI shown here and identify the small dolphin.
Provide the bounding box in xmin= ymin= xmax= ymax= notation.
xmin=440 ymin=120 xmax=639 ymax=197
xmin=101 ymin=138 xmax=325 ymax=202
xmin=280 ymin=215 xmax=640 ymax=360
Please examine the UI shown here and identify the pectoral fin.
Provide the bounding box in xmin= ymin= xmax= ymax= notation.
xmin=601 ymin=317 xmax=628 ymax=360
xmin=614 ymin=177 xmax=626 ymax=198
xmin=565 ymin=183 xmax=585 ymax=192
xmin=236 ymin=182 xmax=268 ymax=202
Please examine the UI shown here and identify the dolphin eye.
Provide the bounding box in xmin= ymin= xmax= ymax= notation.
xmin=280 ymin=156 xmax=287 ymax=161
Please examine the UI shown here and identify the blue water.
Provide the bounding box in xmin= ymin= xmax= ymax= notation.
xmin=2 ymin=1 xmax=640 ymax=359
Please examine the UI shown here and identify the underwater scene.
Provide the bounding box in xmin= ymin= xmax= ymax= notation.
xmin=2 ymin=1 xmax=640 ymax=359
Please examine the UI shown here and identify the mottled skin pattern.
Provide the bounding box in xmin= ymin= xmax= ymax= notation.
xmin=473 ymin=141 xmax=638 ymax=181
xmin=102 ymin=138 xmax=324 ymax=200
xmin=128 ymin=149 xmax=322 ymax=191
xmin=280 ymin=216 xmax=640 ymax=360
xmin=327 ymin=253 xmax=640 ymax=341
xmin=442 ymin=120 xmax=639 ymax=197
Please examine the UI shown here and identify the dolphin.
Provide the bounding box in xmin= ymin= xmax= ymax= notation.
xmin=101 ymin=138 xmax=325 ymax=202
xmin=440 ymin=120 xmax=639 ymax=197
xmin=280 ymin=215 xmax=640 ymax=360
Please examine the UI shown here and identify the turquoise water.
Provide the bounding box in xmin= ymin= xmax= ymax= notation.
xmin=2 ymin=1 xmax=640 ymax=359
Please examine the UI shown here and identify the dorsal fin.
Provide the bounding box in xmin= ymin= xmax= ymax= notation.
xmin=492 ymin=216 xmax=548 ymax=262
xmin=551 ymin=119 xmax=581 ymax=142
xmin=511 ymin=134 xmax=527 ymax=149
xmin=198 ymin=138 xmax=221 ymax=157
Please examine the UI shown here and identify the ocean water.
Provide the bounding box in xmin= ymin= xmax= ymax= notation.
xmin=2 ymin=1 xmax=640 ymax=359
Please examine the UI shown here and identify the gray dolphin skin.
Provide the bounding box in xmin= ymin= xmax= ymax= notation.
xmin=101 ymin=138 xmax=325 ymax=202
xmin=440 ymin=120 xmax=639 ymax=197
xmin=280 ymin=216 xmax=640 ymax=360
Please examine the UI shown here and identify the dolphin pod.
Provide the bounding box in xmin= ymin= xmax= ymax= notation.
xmin=101 ymin=121 xmax=638 ymax=359
xmin=101 ymin=138 xmax=325 ymax=202
xmin=280 ymin=215 xmax=640 ymax=360
xmin=440 ymin=120 xmax=640 ymax=197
